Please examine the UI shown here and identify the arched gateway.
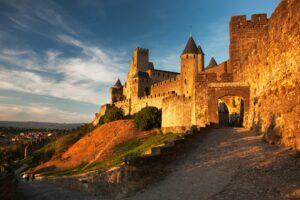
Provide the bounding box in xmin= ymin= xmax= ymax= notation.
xmin=207 ymin=82 xmax=250 ymax=126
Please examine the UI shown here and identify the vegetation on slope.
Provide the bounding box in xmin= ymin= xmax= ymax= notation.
xmin=39 ymin=132 xmax=177 ymax=176
xmin=0 ymin=144 xmax=23 ymax=174
xmin=31 ymin=124 xmax=95 ymax=166
xmin=134 ymin=107 xmax=162 ymax=131
xmin=99 ymin=107 xmax=125 ymax=125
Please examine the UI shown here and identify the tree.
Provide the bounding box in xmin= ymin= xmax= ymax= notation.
xmin=99 ymin=107 xmax=125 ymax=125
xmin=134 ymin=107 xmax=161 ymax=131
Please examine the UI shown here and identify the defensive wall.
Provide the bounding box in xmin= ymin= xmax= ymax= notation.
xmin=230 ymin=13 xmax=269 ymax=74
xmin=233 ymin=0 xmax=300 ymax=149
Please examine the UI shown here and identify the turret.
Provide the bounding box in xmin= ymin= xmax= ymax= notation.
xmin=132 ymin=47 xmax=149 ymax=72
xmin=131 ymin=71 xmax=150 ymax=98
xmin=206 ymin=57 xmax=218 ymax=68
xmin=180 ymin=35 xmax=204 ymax=96
xmin=110 ymin=79 xmax=124 ymax=104
xmin=197 ymin=45 xmax=205 ymax=72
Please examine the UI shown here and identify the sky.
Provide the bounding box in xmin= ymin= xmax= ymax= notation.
xmin=0 ymin=0 xmax=279 ymax=123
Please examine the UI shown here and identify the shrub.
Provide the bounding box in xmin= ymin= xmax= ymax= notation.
xmin=99 ymin=107 xmax=124 ymax=125
xmin=134 ymin=107 xmax=161 ymax=131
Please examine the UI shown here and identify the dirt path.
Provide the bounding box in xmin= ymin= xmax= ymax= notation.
xmin=17 ymin=128 xmax=300 ymax=200
xmin=126 ymin=128 xmax=300 ymax=200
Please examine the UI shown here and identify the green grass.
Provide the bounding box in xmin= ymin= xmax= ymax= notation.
xmin=30 ymin=124 xmax=95 ymax=167
xmin=40 ymin=132 xmax=178 ymax=176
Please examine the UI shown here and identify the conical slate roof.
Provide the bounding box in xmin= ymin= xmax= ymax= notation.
xmin=114 ymin=79 xmax=122 ymax=87
xmin=182 ymin=36 xmax=198 ymax=55
xmin=206 ymin=57 xmax=218 ymax=68
xmin=197 ymin=45 xmax=205 ymax=55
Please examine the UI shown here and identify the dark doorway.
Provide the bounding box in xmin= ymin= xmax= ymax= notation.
xmin=144 ymin=87 xmax=150 ymax=96
xmin=239 ymin=99 xmax=244 ymax=127
xmin=218 ymin=102 xmax=229 ymax=126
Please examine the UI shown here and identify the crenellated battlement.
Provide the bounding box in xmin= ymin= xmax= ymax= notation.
xmin=134 ymin=47 xmax=149 ymax=54
xmin=229 ymin=13 xmax=269 ymax=73
xmin=114 ymin=99 xmax=130 ymax=105
xmin=163 ymin=94 xmax=192 ymax=103
xmin=195 ymin=73 xmax=217 ymax=83
xmin=230 ymin=13 xmax=268 ymax=30
xmin=137 ymin=92 xmax=169 ymax=100
xmin=151 ymin=77 xmax=179 ymax=88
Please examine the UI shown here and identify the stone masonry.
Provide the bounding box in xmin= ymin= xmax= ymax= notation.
xmin=94 ymin=0 xmax=299 ymax=150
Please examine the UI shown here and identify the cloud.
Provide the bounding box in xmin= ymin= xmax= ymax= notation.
xmin=0 ymin=34 xmax=127 ymax=104
xmin=0 ymin=104 xmax=92 ymax=123
xmin=2 ymin=0 xmax=78 ymax=36
xmin=0 ymin=0 xmax=128 ymax=122
xmin=154 ymin=53 xmax=180 ymax=72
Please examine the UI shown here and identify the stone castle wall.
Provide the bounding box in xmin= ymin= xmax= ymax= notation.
xmin=162 ymin=94 xmax=193 ymax=132
xmin=204 ymin=61 xmax=230 ymax=80
xmin=131 ymin=95 xmax=165 ymax=114
xmin=150 ymin=75 xmax=182 ymax=95
xmin=148 ymin=69 xmax=178 ymax=85
xmin=235 ymin=0 xmax=300 ymax=149
xmin=96 ymin=0 xmax=299 ymax=151
xmin=230 ymin=13 xmax=268 ymax=75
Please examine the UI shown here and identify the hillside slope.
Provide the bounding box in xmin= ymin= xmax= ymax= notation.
xmin=39 ymin=120 xmax=157 ymax=169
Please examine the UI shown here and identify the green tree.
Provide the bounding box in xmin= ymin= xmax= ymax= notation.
xmin=134 ymin=107 xmax=161 ymax=131
xmin=99 ymin=107 xmax=124 ymax=125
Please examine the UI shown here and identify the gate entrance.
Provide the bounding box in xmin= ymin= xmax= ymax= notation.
xmin=207 ymin=83 xmax=250 ymax=127
xmin=218 ymin=101 xmax=229 ymax=126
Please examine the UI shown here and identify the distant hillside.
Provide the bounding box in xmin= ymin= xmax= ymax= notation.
xmin=0 ymin=121 xmax=83 ymax=130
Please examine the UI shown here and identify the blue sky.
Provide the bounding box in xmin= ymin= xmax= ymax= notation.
xmin=0 ymin=0 xmax=279 ymax=123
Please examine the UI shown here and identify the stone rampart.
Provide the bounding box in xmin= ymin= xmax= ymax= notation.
xmin=162 ymin=94 xmax=193 ymax=131
xmin=150 ymin=76 xmax=181 ymax=95
xmin=234 ymin=0 xmax=300 ymax=149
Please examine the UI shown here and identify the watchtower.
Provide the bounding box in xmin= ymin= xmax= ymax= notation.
xmin=181 ymin=36 xmax=205 ymax=96
xmin=229 ymin=14 xmax=268 ymax=75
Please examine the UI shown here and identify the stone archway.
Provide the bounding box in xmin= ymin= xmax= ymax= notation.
xmin=207 ymin=82 xmax=250 ymax=126
xmin=218 ymin=96 xmax=245 ymax=127
xmin=218 ymin=101 xmax=229 ymax=126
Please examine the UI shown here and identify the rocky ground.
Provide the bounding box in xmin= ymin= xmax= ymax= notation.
xmin=17 ymin=128 xmax=300 ymax=200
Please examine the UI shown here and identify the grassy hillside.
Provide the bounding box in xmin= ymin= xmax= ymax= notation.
xmin=35 ymin=120 xmax=177 ymax=176
xmin=30 ymin=124 xmax=94 ymax=167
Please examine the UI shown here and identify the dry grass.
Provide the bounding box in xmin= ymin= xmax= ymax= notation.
xmin=37 ymin=120 xmax=159 ymax=171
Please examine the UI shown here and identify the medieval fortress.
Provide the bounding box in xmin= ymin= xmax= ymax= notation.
xmin=93 ymin=0 xmax=299 ymax=150
xmin=93 ymin=14 xmax=269 ymax=132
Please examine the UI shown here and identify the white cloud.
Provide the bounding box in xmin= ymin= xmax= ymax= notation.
xmin=0 ymin=104 xmax=92 ymax=123
xmin=154 ymin=53 xmax=180 ymax=72
xmin=0 ymin=0 xmax=128 ymax=122
xmin=0 ymin=34 xmax=127 ymax=104
xmin=3 ymin=0 xmax=78 ymax=36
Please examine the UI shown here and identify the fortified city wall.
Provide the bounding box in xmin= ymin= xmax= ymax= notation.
xmin=234 ymin=0 xmax=300 ymax=149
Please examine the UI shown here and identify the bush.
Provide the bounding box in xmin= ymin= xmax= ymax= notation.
xmin=134 ymin=107 xmax=161 ymax=131
xmin=99 ymin=107 xmax=124 ymax=125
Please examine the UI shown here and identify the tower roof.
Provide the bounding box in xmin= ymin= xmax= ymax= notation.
xmin=206 ymin=57 xmax=218 ymax=68
xmin=182 ymin=36 xmax=198 ymax=55
xmin=197 ymin=45 xmax=205 ymax=55
xmin=114 ymin=79 xmax=122 ymax=87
